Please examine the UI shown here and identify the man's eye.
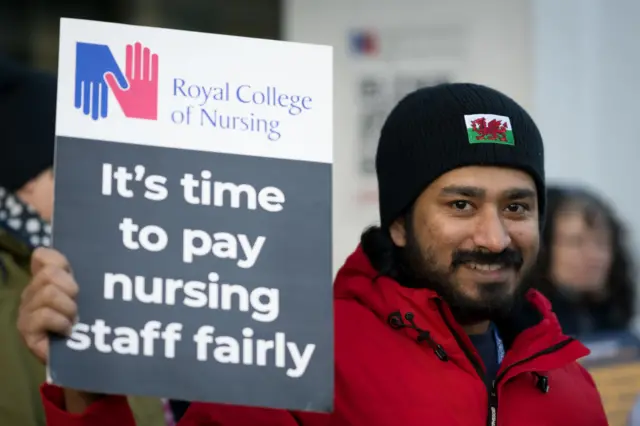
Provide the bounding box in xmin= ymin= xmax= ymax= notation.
xmin=506 ymin=203 xmax=529 ymax=213
xmin=451 ymin=201 xmax=472 ymax=211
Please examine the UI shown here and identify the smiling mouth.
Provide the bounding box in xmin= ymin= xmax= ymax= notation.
xmin=465 ymin=263 xmax=506 ymax=272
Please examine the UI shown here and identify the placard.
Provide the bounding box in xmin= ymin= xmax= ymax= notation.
xmin=48 ymin=18 xmax=333 ymax=412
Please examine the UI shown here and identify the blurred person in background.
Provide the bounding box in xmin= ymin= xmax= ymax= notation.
xmin=17 ymin=83 xmax=608 ymax=425
xmin=0 ymin=56 xmax=170 ymax=426
xmin=527 ymin=185 xmax=635 ymax=337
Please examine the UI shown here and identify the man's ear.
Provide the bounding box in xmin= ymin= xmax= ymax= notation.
xmin=389 ymin=217 xmax=407 ymax=247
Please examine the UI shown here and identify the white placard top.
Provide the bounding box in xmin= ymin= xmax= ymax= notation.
xmin=56 ymin=18 xmax=333 ymax=164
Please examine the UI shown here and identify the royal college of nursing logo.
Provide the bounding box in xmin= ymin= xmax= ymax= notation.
xmin=73 ymin=41 xmax=159 ymax=121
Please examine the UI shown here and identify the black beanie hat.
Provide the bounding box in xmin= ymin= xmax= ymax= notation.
xmin=0 ymin=57 xmax=57 ymax=192
xmin=376 ymin=82 xmax=545 ymax=229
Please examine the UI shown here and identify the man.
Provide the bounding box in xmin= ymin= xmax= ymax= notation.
xmin=17 ymin=83 xmax=608 ymax=425
xmin=0 ymin=56 xmax=168 ymax=426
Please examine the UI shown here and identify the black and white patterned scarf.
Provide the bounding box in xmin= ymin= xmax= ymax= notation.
xmin=0 ymin=186 xmax=51 ymax=249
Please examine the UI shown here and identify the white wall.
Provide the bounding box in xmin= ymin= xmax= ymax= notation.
xmin=284 ymin=0 xmax=534 ymax=274
xmin=532 ymin=0 xmax=640 ymax=277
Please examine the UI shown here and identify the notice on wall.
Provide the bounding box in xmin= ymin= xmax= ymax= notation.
xmin=348 ymin=26 xmax=467 ymax=205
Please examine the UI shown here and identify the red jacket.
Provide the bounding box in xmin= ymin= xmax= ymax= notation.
xmin=40 ymin=246 xmax=608 ymax=426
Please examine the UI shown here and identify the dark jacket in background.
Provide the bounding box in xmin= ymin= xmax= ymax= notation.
xmin=0 ymin=57 xmax=168 ymax=426
xmin=546 ymin=287 xmax=630 ymax=337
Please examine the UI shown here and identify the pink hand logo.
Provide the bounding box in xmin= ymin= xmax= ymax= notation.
xmin=104 ymin=42 xmax=159 ymax=120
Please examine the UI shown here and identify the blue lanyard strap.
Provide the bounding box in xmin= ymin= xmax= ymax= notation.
xmin=494 ymin=328 xmax=505 ymax=364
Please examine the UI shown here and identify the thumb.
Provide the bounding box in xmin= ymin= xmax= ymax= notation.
xmin=104 ymin=71 xmax=128 ymax=92
xmin=24 ymin=335 xmax=49 ymax=365
xmin=34 ymin=339 xmax=49 ymax=365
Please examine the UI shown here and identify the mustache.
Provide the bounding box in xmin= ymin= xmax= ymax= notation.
xmin=451 ymin=248 xmax=523 ymax=270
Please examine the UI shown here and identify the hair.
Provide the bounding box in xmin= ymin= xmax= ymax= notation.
xmin=361 ymin=207 xmax=414 ymax=286
xmin=527 ymin=185 xmax=636 ymax=326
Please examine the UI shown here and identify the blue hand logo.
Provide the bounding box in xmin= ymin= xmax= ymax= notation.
xmin=74 ymin=42 xmax=129 ymax=120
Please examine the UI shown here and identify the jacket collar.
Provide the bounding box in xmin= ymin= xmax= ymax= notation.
xmin=334 ymin=245 xmax=590 ymax=378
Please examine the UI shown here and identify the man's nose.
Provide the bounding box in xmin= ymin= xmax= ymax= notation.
xmin=472 ymin=209 xmax=511 ymax=253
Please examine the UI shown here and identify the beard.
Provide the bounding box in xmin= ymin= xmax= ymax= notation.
xmin=399 ymin=230 xmax=531 ymax=325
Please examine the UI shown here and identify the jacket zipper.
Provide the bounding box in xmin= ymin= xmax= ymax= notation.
xmin=487 ymin=338 xmax=574 ymax=425
xmin=435 ymin=300 xmax=575 ymax=426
